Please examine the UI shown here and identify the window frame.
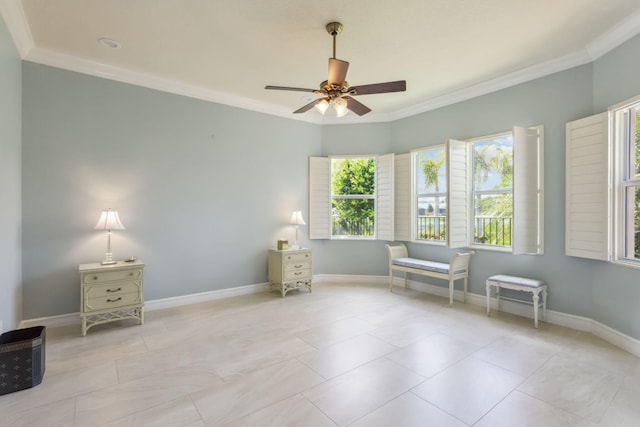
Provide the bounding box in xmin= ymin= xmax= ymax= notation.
xmin=611 ymin=95 xmax=640 ymax=267
xmin=330 ymin=155 xmax=377 ymax=240
xmin=411 ymin=145 xmax=448 ymax=245
xmin=468 ymin=131 xmax=514 ymax=252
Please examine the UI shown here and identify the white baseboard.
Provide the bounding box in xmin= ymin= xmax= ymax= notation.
xmin=387 ymin=275 xmax=640 ymax=357
xmin=19 ymin=282 xmax=270 ymax=330
xmin=18 ymin=275 xmax=640 ymax=357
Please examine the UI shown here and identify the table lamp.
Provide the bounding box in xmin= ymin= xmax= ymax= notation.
xmin=289 ymin=210 xmax=306 ymax=250
xmin=94 ymin=208 xmax=126 ymax=265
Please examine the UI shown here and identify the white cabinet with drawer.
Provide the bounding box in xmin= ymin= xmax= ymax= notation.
xmin=268 ymin=249 xmax=312 ymax=297
xmin=78 ymin=260 xmax=145 ymax=335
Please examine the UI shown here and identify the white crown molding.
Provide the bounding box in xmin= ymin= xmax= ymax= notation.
xmin=0 ymin=0 xmax=33 ymax=57
xmin=586 ymin=9 xmax=640 ymax=60
xmin=24 ymin=47 xmax=325 ymax=124
xmin=389 ymin=49 xmax=593 ymax=121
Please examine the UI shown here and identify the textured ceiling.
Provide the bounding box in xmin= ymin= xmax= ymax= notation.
xmin=3 ymin=0 xmax=640 ymax=123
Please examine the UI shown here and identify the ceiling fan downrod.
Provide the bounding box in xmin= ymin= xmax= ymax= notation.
xmin=326 ymin=22 xmax=343 ymax=59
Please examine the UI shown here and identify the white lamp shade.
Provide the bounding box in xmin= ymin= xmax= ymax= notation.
xmin=289 ymin=210 xmax=306 ymax=226
xmin=334 ymin=97 xmax=348 ymax=117
xmin=315 ymin=99 xmax=329 ymax=115
xmin=94 ymin=209 xmax=126 ymax=231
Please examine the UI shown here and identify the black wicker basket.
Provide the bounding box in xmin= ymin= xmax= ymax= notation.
xmin=0 ymin=326 xmax=46 ymax=395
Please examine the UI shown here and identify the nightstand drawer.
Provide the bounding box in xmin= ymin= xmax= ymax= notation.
xmin=283 ymin=252 xmax=311 ymax=263
xmin=284 ymin=260 xmax=311 ymax=272
xmin=84 ymin=281 xmax=141 ymax=299
xmin=83 ymin=268 xmax=143 ymax=284
xmin=284 ymin=268 xmax=311 ymax=281
xmin=84 ymin=292 xmax=142 ymax=312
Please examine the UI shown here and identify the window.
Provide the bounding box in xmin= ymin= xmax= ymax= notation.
xmin=567 ymin=97 xmax=640 ymax=266
xmin=331 ymin=157 xmax=376 ymax=238
xmin=465 ymin=127 xmax=543 ymax=254
xmin=471 ymin=133 xmax=513 ymax=247
xmin=413 ymin=146 xmax=447 ymax=242
xmin=621 ymin=104 xmax=640 ymax=260
xmin=309 ymin=154 xmax=394 ymax=241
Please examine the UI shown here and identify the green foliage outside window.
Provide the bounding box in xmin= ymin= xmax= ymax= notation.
xmin=331 ymin=158 xmax=376 ymax=236
xmin=473 ymin=141 xmax=513 ymax=246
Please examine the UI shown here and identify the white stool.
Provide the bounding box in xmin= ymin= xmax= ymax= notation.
xmin=486 ymin=274 xmax=547 ymax=328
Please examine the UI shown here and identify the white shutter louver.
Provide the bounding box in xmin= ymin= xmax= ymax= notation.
xmin=394 ymin=153 xmax=411 ymax=241
xmin=513 ymin=126 xmax=544 ymax=255
xmin=376 ymin=154 xmax=395 ymax=241
xmin=565 ymin=113 xmax=610 ymax=260
xmin=447 ymin=139 xmax=468 ymax=248
xmin=309 ymin=157 xmax=331 ymax=239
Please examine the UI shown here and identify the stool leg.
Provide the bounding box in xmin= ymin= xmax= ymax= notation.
xmin=486 ymin=282 xmax=491 ymax=316
xmin=533 ymin=292 xmax=539 ymax=328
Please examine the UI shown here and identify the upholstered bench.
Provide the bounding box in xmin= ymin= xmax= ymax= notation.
xmin=385 ymin=243 xmax=474 ymax=305
xmin=486 ymin=274 xmax=547 ymax=328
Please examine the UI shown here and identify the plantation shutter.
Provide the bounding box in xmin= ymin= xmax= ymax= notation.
xmin=513 ymin=126 xmax=544 ymax=255
xmin=447 ymin=139 xmax=468 ymax=248
xmin=565 ymin=113 xmax=610 ymax=260
xmin=376 ymin=154 xmax=395 ymax=241
xmin=309 ymin=157 xmax=331 ymax=239
xmin=394 ymin=153 xmax=412 ymax=241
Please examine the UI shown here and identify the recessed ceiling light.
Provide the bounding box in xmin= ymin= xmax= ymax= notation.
xmin=98 ymin=38 xmax=121 ymax=49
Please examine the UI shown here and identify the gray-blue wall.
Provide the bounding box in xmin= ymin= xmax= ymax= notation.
xmin=0 ymin=17 xmax=22 ymax=331
xmin=16 ymin=32 xmax=640 ymax=340
xmin=22 ymin=63 xmax=321 ymax=318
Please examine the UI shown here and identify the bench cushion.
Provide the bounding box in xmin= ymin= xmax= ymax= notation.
xmin=392 ymin=257 xmax=451 ymax=274
xmin=487 ymin=274 xmax=545 ymax=288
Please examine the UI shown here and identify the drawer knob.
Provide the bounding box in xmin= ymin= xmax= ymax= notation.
xmin=92 ymin=276 xmax=98 ymax=280
xmin=129 ymin=272 xmax=134 ymax=276
xmin=294 ymin=272 xmax=302 ymax=276
xmin=294 ymin=264 xmax=302 ymax=268
xmin=106 ymin=287 xmax=122 ymax=293
xmin=106 ymin=297 xmax=122 ymax=303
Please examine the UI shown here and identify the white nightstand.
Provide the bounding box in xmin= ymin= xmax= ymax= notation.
xmin=268 ymin=248 xmax=312 ymax=297
xmin=78 ymin=260 xmax=145 ymax=336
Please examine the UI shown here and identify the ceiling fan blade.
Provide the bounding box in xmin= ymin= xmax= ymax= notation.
xmin=342 ymin=96 xmax=372 ymax=116
xmin=349 ymin=80 xmax=406 ymax=96
xmin=328 ymin=58 xmax=349 ymax=88
xmin=293 ymin=98 xmax=325 ymax=114
xmin=265 ymin=85 xmax=318 ymax=93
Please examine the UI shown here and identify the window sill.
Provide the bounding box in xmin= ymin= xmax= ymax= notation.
xmin=612 ymin=258 xmax=640 ymax=271
xmin=412 ymin=240 xmax=447 ymax=247
xmin=469 ymin=244 xmax=511 ymax=253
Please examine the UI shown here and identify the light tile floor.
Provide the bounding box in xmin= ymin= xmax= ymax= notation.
xmin=1 ymin=282 xmax=639 ymax=426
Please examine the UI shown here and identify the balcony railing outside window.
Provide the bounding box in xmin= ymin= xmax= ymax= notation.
xmin=474 ymin=216 xmax=512 ymax=246
xmin=417 ymin=216 xmax=446 ymax=240
xmin=332 ymin=215 xmax=374 ymax=237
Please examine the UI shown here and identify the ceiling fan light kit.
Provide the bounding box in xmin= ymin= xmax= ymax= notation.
xmin=265 ymin=22 xmax=406 ymax=117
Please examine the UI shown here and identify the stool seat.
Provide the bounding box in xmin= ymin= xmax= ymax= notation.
xmin=486 ymin=274 xmax=548 ymax=328
xmin=487 ymin=274 xmax=546 ymax=288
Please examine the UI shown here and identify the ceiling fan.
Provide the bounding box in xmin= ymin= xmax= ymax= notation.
xmin=265 ymin=22 xmax=406 ymax=117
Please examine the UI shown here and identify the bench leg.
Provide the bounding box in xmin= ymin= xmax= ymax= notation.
xmin=533 ymin=292 xmax=540 ymax=328
xmin=542 ymin=287 xmax=547 ymax=321
xmin=389 ymin=270 xmax=393 ymax=292
xmin=404 ymin=272 xmax=408 ymax=289
xmin=486 ymin=282 xmax=491 ymax=316
xmin=448 ymin=279 xmax=454 ymax=306
xmin=463 ymin=277 xmax=468 ymax=303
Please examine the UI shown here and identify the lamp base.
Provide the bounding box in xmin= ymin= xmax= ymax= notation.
xmin=101 ymin=252 xmax=117 ymax=265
